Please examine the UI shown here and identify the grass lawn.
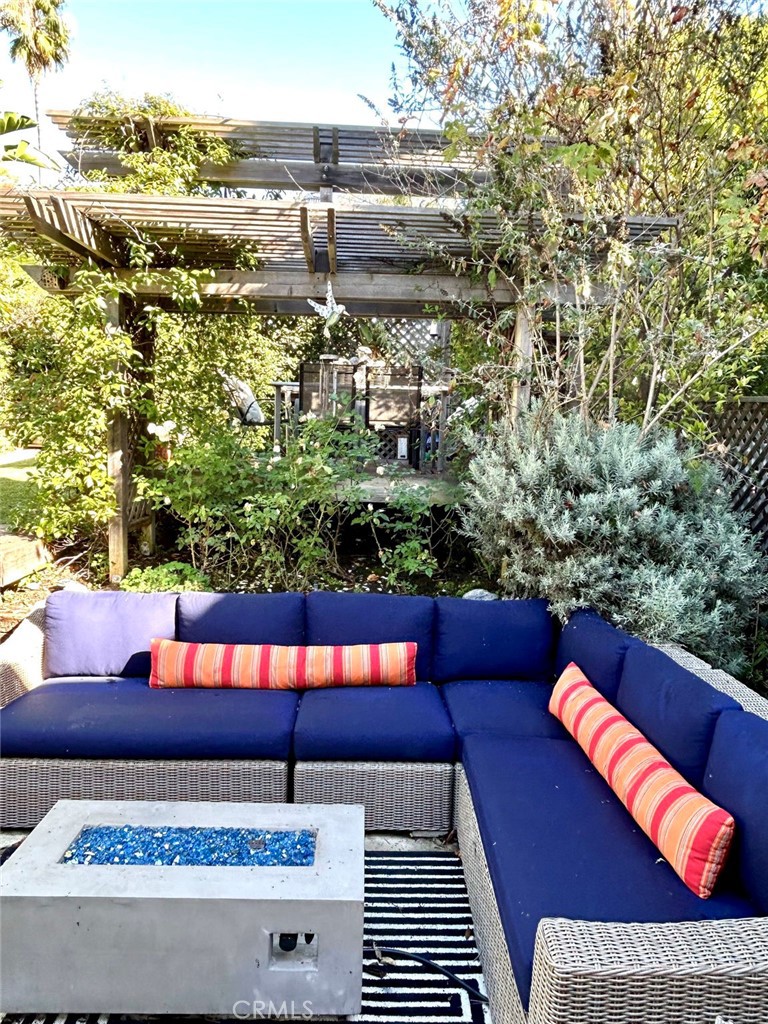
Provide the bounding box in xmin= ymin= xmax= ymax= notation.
xmin=0 ymin=457 xmax=39 ymax=527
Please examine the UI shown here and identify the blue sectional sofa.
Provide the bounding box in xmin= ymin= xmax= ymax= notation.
xmin=1 ymin=589 xmax=766 ymax=1024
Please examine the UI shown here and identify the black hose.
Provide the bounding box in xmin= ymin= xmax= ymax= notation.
xmin=363 ymin=943 xmax=489 ymax=1005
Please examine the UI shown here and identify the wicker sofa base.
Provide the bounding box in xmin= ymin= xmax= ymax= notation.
xmin=0 ymin=758 xmax=288 ymax=829
xmin=455 ymin=767 xmax=768 ymax=1024
xmin=455 ymin=766 xmax=527 ymax=1024
xmin=294 ymin=761 xmax=454 ymax=832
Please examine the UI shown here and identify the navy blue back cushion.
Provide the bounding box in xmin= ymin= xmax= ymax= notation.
xmin=432 ymin=598 xmax=556 ymax=683
xmin=177 ymin=592 xmax=305 ymax=645
xmin=555 ymin=609 xmax=640 ymax=701
xmin=617 ymin=645 xmax=740 ymax=786
xmin=44 ymin=590 xmax=176 ymax=678
xmin=703 ymin=709 xmax=768 ymax=914
xmin=305 ymin=591 xmax=434 ymax=681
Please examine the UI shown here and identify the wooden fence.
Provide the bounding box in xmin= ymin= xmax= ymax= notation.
xmin=708 ymin=397 xmax=768 ymax=551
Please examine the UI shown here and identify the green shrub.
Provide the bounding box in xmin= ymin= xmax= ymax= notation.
xmin=461 ymin=407 xmax=767 ymax=674
xmin=140 ymin=416 xmax=380 ymax=590
xmin=119 ymin=561 xmax=211 ymax=593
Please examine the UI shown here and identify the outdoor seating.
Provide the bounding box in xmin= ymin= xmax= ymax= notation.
xmin=1 ymin=589 xmax=767 ymax=1024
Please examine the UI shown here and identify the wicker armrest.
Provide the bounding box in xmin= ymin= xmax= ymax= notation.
xmin=529 ymin=916 xmax=768 ymax=1024
xmin=0 ymin=604 xmax=45 ymax=708
xmin=655 ymin=643 xmax=768 ymax=720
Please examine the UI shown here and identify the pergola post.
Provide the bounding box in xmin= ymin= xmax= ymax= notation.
xmin=106 ymin=296 xmax=130 ymax=582
xmin=437 ymin=319 xmax=452 ymax=363
xmin=436 ymin=321 xmax=452 ymax=474
xmin=511 ymin=305 xmax=534 ymax=421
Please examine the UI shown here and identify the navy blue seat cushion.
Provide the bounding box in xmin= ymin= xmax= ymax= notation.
xmin=462 ymin=733 xmax=756 ymax=1011
xmin=555 ymin=609 xmax=640 ymax=702
xmin=703 ymin=709 xmax=768 ymax=914
xmin=177 ymin=592 xmax=305 ymax=645
xmin=293 ymin=682 xmax=455 ymax=762
xmin=432 ymin=598 xmax=556 ymax=684
xmin=617 ymin=646 xmax=740 ymax=786
xmin=305 ymin=591 xmax=434 ymax=682
xmin=44 ymin=591 xmax=177 ymax=678
xmin=0 ymin=678 xmax=299 ymax=760
xmin=442 ymin=680 xmax=567 ymax=751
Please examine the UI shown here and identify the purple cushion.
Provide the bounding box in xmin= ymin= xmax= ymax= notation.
xmin=432 ymin=598 xmax=556 ymax=683
xmin=703 ymin=709 xmax=768 ymax=914
xmin=44 ymin=591 xmax=176 ymax=679
xmin=442 ymin=680 xmax=568 ymax=751
xmin=0 ymin=678 xmax=299 ymax=760
xmin=555 ymin=609 xmax=641 ymax=701
xmin=305 ymin=591 xmax=435 ymax=681
xmin=177 ymin=592 xmax=305 ymax=645
xmin=617 ymin=645 xmax=740 ymax=786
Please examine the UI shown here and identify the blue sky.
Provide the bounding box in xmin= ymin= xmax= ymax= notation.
xmin=1 ymin=0 xmax=407 ymax=169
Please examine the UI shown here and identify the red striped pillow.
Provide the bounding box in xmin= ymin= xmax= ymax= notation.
xmin=149 ymin=639 xmax=417 ymax=690
xmin=549 ymin=662 xmax=734 ymax=898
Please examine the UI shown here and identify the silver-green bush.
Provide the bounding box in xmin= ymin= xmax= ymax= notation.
xmin=461 ymin=408 xmax=767 ymax=673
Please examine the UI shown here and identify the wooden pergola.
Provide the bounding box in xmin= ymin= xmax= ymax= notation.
xmin=49 ymin=112 xmax=486 ymax=196
xmin=0 ymin=112 xmax=677 ymax=578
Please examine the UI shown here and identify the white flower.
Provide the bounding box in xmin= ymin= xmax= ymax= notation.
xmin=367 ymin=503 xmax=374 ymax=511
xmin=147 ymin=420 xmax=176 ymax=443
xmin=376 ymin=466 xmax=385 ymax=476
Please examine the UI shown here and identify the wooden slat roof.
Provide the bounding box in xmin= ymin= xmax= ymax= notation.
xmin=0 ymin=188 xmax=677 ymax=276
xmin=48 ymin=112 xmax=471 ymax=168
xmin=50 ymin=111 xmax=485 ymax=194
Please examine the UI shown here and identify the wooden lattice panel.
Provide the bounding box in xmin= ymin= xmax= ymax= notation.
xmin=709 ymin=397 xmax=768 ymax=551
xmin=377 ymin=319 xmax=435 ymax=364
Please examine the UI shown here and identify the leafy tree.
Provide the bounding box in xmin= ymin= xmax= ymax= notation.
xmin=0 ymin=0 xmax=70 ymax=151
xmin=375 ymin=0 xmax=768 ymax=429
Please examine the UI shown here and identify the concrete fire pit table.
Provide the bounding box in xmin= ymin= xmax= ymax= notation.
xmin=0 ymin=799 xmax=365 ymax=1016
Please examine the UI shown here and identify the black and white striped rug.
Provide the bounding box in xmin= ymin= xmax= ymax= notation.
xmin=359 ymin=850 xmax=488 ymax=1023
xmin=0 ymin=850 xmax=489 ymax=1024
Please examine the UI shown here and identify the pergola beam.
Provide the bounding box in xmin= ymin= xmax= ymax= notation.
xmin=299 ymin=206 xmax=315 ymax=274
xmin=49 ymin=196 xmax=127 ymax=267
xmin=23 ymin=265 xmax=617 ymax=313
xmin=124 ymin=269 xmax=520 ymax=307
xmin=61 ymin=152 xmax=485 ymax=196
xmin=23 ymin=195 xmax=126 ymax=267
xmin=23 ymin=196 xmax=102 ymax=266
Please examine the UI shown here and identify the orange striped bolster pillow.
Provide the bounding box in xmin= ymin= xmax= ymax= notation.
xmin=149 ymin=639 xmax=417 ymax=690
xmin=549 ymin=662 xmax=734 ymax=898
